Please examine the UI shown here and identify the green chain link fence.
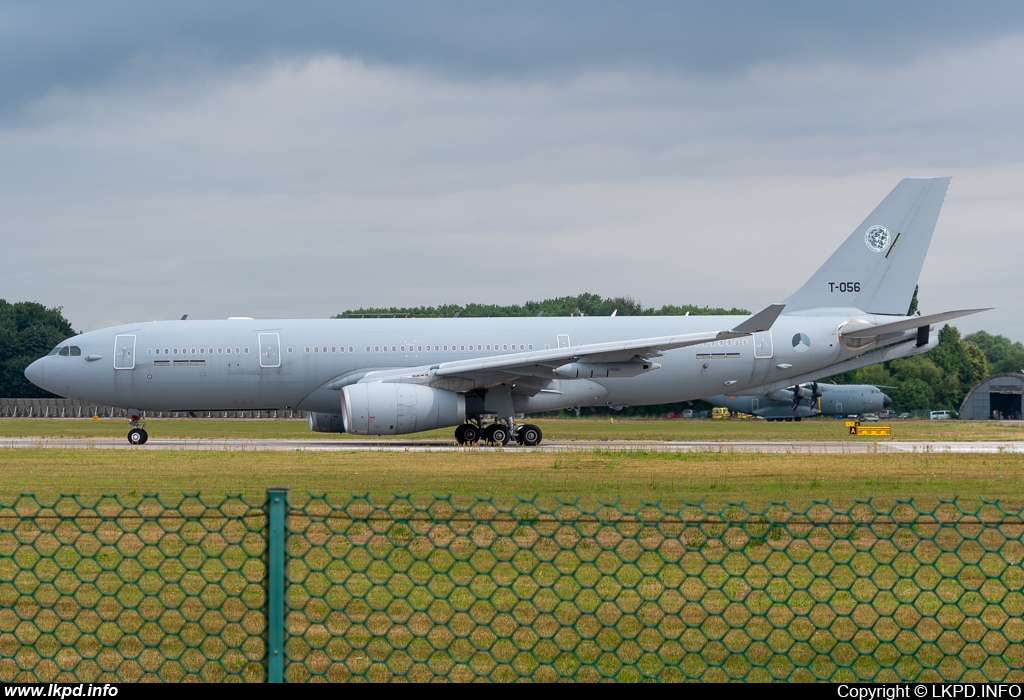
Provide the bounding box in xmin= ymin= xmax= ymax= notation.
xmin=2 ymin=491 xmax=1022 ymax=682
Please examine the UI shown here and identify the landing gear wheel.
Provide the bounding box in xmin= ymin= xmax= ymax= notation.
xmin=794 ymin=417 xmax=802 ymax=422
xmin=785 ymin=417 xmax=794 ymax=422
xmin=517 ymin=424 xmax=542 ymax=446
xmin=455 ymin=424 xmax=479 ymax=445
xmin=128 ymin=428 xmax=146 ymax=445
xmin=487 ymin=425 xmax=510 ymax=446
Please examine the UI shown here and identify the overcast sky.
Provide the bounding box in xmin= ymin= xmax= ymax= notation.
xmin=3 ymin=1 xmax=1023 ymax=341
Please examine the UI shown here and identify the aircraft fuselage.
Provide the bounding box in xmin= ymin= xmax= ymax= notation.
xmin=27 ymin=312 xmax=931 ymax=417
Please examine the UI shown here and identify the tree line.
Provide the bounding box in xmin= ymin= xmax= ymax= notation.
xmin=336 ymin=293 xmax=750 ymax=319
xmin=0 ymin=300 xmax=77 ymax=399
xmin=4 ymin=295 xmax=1024 ymax=415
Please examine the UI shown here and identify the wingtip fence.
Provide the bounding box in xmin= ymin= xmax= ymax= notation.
xmin=1 ymin=490 xmax=1022 ymax=682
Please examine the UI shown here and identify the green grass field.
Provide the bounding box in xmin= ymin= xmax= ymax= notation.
xmin=3 ymin=417 xmax=1023 ymax=683
xmin=2 ymin=417 xmax=1022 ymax=501
xmin=1 ymin=416 xmax=1022 ymax=503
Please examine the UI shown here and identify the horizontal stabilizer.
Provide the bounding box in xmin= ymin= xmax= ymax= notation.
xmin=840 ymin=308 xmax=991 ymax=340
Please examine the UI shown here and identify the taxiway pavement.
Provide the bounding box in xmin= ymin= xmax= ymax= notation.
xmin=3 ymin=438 xmax=1024 ymax=453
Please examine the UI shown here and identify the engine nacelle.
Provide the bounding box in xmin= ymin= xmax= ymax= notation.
xmin=308 ymin=412 xmax=345 ymax=433
xmin=553 ymin=361 xmax=660 ymax=379
xmin=342 ymin=383 xmax=466 ymax=435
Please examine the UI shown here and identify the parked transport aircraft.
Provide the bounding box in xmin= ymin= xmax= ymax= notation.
xmin=25 ymin=177 xmax=986 ymax=446
xmin=705 ymin=383 xmax=892 ymax=421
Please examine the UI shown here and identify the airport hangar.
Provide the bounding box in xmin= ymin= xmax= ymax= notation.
xmin=958 ymin=373 xmax=1024 ymax=420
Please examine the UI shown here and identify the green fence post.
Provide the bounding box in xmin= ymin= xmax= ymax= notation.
xmin=267 ymin=486 xmax=290 ymax=683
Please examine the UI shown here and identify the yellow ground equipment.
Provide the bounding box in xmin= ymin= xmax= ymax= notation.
xmin=847 ymin=421 xmax=892 ymax=436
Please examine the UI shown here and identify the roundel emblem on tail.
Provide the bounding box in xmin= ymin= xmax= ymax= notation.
xmin=864 ymin=225 xmax=891 ymax=253
xmin=792 ymin=333 xmax=810 ymax=352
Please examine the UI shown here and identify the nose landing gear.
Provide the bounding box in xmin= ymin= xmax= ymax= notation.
xmin=126 ymin=413 xmax=148 ymax=445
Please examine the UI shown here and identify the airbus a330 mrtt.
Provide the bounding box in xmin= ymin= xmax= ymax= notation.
xmin=25 ymin=177 xmax=986 ymax=446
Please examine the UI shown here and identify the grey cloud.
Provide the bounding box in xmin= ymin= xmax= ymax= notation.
xmin=1 ymin=14 xmax=1022 ymax=342
xmin=4 ymin=1 xmax=1024 ymax=117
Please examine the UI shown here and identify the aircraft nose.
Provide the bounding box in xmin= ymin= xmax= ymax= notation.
xmin=24 ymin=358 xmax=44 ymax=389
xmin=882 ymin=393 xmax=893 ymax=408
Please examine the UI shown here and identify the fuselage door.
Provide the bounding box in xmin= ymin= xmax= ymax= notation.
xmin=113 ymin=334 xmax=136 ymax=370
xmin=753 ymin=331 xmax=773 ymax=359
xmin=557 ymin=334 xmax=570 ymax=349
xmin=259 ymin=333 xmax=281 ymax=368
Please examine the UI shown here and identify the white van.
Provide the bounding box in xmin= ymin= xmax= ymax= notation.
xmin=929 ymin=410 xmax=952 ymax=420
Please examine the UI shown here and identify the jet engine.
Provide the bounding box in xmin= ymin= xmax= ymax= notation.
xmin=342 ymin=383 xmax=466 ymax=435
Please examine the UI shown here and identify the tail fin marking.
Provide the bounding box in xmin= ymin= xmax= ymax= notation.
xmin=783 ymin=177 xmax=951 ymax=316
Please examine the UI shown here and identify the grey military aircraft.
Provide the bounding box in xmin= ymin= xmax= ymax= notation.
xmin=26 ymin=177 xmax=986 ymax=446
xmin=705 ymin=382 xmax=892 ymax=421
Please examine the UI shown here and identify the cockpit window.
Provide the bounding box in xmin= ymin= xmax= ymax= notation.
xmin=48 ymin=346 xmax=61 ymax=356
xmin=69 ymin=346 xmax=81 ymax=356
xmin=53 ymin=346 xmax=81 ymax=357
xmin=58 ymin=347 xmax=69 ymax=356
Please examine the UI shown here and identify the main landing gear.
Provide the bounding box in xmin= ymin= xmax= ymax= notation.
xmin=455 ymin=419 xmax=543 ymax=447
xmin=127 ymin=415 xmax=148 ymax=445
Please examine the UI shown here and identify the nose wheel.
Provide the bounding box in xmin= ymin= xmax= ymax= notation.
xmin=127 ymin=413 xmax=148 ymax=445
xmin=127 ymin=427 xmax=148 ymax=445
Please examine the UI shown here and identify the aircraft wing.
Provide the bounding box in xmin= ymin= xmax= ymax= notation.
xmin=357 ymin=304 xmax=785 ymax=389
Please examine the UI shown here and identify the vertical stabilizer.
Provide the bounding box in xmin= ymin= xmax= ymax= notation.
xmin=783 ymin=177 xmax=950 ymax=316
